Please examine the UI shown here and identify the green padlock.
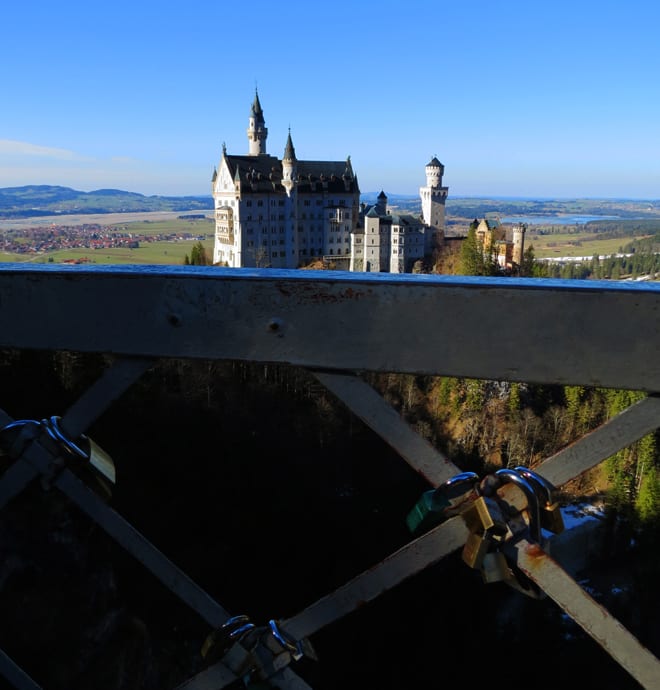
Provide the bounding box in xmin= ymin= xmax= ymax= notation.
xmin=406 ymin=471 xmax=480 ymax=535
xmin=406 ymin=487 xmax=452 ymax=535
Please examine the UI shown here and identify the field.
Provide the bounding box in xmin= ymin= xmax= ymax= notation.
xmin=0 ymin=216 xmax=215 ymax=266
xmin=1 ymin=212 xmax=655 ymax=266
xmin=525 ymin=231 xmax=642 ymax=259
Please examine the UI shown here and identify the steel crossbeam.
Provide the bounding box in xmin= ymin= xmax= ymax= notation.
xmin=514 ymin=539 xmax=660 ymax=688
xmin=0 ymin=649 xmax=43 ymax=690
xmin=312 ymin=371 xmax=460 ymax=486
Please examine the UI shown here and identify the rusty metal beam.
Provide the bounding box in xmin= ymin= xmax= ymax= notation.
xmin=312 ymin=371 xmax=459 ymax=486
xmin=1 ymin=265 xmax=660 ymax=392
xmin=514 ymin=539 xmax=660 ymax=688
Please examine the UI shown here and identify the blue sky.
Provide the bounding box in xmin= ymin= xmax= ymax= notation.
xmin=3 ymin=0 xmax=660 ymax=199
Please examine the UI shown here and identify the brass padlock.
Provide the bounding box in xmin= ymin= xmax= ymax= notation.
xmin=494 ymin=468 xmax=541 ymax=544
xmin=43 ymin=416 xmax=116 ymax=498
xmin=463 ymin=530 xmax=492 ymax=569
xmin=460 ymin=496 xmax=508 ymax=569
xmin=514 ymin=466 xmax=564 ymax=535
xmin=85 ymin=436 xmax=116 ymax=485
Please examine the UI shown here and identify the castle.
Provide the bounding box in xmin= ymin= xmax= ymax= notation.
xmin=211 ymin=92 xmax=448 ymax=272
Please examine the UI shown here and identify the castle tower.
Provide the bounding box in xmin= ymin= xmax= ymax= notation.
xmin=419 ymin=156 xmax=449 ymax=253
xmin=282 ymin=129 xmax=297 ymax=196
xmin=247 ymin=90 xmax=268 ymax=155
xmin=512 ymin=223 xmax=526 ymax=274
xmin=375 ymin=190 xmax=387 ymax=215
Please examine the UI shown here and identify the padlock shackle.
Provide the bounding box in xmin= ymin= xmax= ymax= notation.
xmin=513 ymin=466 xmax=556 ymax=507
xmin=443 ymin=471 xmax=479 ymax=487
xmin=494 ymin=468 xmax=541 ymax=544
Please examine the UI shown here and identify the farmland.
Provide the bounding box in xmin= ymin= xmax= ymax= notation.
xmin=0 ymin=214 xmax=215 ymax=266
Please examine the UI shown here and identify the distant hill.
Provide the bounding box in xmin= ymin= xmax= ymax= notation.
xmin=0 ymin=185 xmax=214 ymax=218
xmin=2 ymin=185 xmax=659 ymax=222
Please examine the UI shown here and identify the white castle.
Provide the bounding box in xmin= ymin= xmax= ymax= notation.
xmin=211 ymin=92 xmax=448 ymax=272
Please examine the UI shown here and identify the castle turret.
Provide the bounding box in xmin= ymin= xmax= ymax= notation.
xmin=512 ymin=223 xmax=526 ymax=274
xmin=247 ymin=90 xmax=268 ymax=155
xmin=282 ymin=129 xmax=297 ymax=195
xmin=375 ymin=190 xmax=387 ymax=215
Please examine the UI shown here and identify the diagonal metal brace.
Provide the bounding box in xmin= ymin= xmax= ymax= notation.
xmin=513 ymin=538 xmax=660 ymax=689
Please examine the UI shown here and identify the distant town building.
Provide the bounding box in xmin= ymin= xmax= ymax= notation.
xmin=211 ymin=92 xmax=448 ymax=272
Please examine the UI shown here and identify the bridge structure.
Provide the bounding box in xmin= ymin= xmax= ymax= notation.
xmin=0 ymin=264 xmax=659 ymax=689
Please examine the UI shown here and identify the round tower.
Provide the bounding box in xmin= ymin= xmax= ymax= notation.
xmin=419 ymin=157 xmax=449 ymax=253
xmin=425 ymin=156 xmax=444 ymax=189
xmin=512 ymin=223 xmax=527 ymax=274
xmin=247 ymin=90 xmax=268 ymax=155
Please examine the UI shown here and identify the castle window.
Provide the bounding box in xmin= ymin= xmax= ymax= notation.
xmin=257 ymin=200 xmax=264 ymax=207
xmin=278 ymin=200 xmax=284 ymax=206
xmin=304 ymin=200 xmax=311 ymax=206
xmin=246 ymin=200 xmax=252 ymax=207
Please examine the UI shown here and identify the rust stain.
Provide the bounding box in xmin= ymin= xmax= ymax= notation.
xmin=277 ymin=283 xmax=372 ymax=304
xmin=524 ymin=542 xmax=545 ymax=559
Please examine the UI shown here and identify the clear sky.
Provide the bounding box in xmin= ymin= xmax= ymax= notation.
xmin=3 ymin=0 xmax=660 ymax=199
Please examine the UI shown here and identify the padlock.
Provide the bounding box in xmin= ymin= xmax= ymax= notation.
xmin=494 ymin=468 xmax=541 ymax=544
xmin=514 ymin=466 xmax=564 ymax=535
xmin=405 ymin=471 xmax=479 ymax=535
xmin=84 ymin=436 xmax=116 ymax=485
xmin=460 ymin=495 xmax=508 ymax=569
xmin=460 ymin=494 xmax=507 ymax=536
xmin=480 ymin=550 xmax=512 ymax=584
xmin=43 ymin=416 xmax=116 ymax=498
xmin=406 ymin=487 xmax=452 ymax=535
xmin=463 ymin=530 xmax=493 ymax=569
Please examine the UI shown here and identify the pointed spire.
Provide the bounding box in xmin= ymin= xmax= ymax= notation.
xmin=283 ymin=128 xmax=296 ymax=161
xmin=250 ymin=88 xmax=264 ymax=118
xmin=222 ymin=142 xmax=227 ymax=156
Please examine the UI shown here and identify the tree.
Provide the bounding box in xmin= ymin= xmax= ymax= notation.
xmin=458 ymin=225 xmax=483 ymax=276
xmin=187 ymin=241 xmax=209 ymax=266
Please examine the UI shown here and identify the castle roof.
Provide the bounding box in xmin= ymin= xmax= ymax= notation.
xmin=426 ymin=157 xmax=443 ymax=168
xmin=223 ymin=153 xmax=359 ymax=195
xmin=283 ymin=131 xmax=296 ymax=161
xmin=250 ymin=90 xmax=264 ymax=118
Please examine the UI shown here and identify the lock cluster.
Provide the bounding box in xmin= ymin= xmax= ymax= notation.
xmin=406 ymin=466 xmax=565 ymax=598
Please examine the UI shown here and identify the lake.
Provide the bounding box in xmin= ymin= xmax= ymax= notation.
xmin=501 ymin=215 xmax=620 ymax=225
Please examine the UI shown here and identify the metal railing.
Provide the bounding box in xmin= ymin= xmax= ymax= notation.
xmin=1 ymin=264 xmax=659 ymax=689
